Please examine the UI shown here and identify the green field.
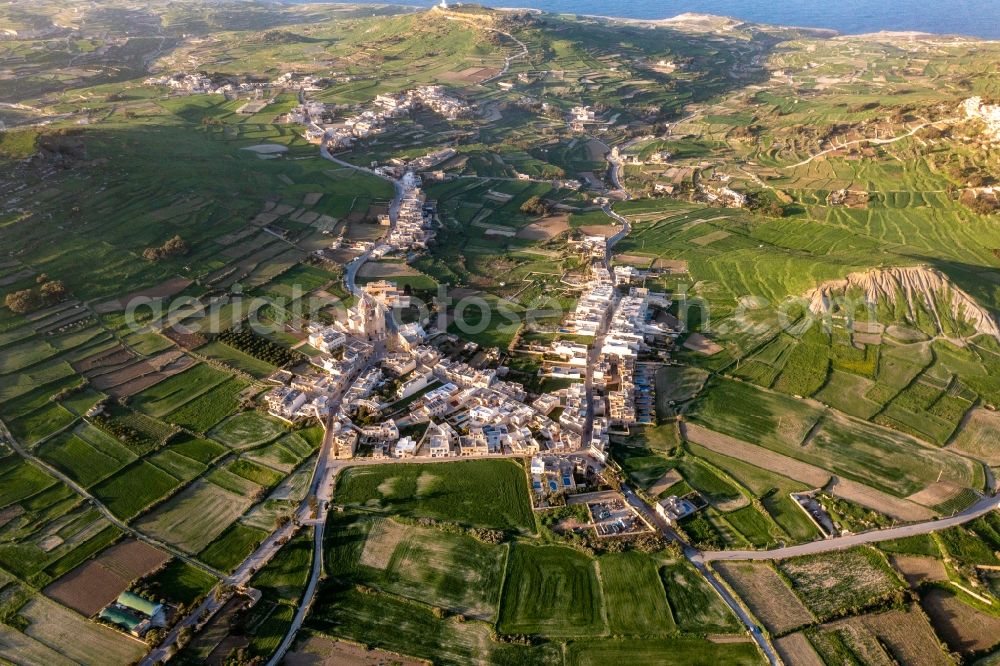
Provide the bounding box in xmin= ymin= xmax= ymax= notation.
xmin=599 ymin=552 xmax=675 ymax=636
xmin=139 ymin=558 xmax=219 ymax=606
xmin=325 ymin=514 xmax=507 ymax=619
xmin=91 ymin=460 xmax=182 ymax=519
xmin=210 ymin=411 xmax=287 ymax=449
xmin=564 ymin=637 xmax=762 ymax=666
xmin=333 ymin=460 xmax=535 ymax=534
xmin=198 ymin=522 xmax=267 ymax=572
xmin=498 ymin=543 xmax=604 ymax=637
xmin=131 ymin=363 xmax=233 ymax=418
xmin=661 ymin=562 xmax=742 ymax=634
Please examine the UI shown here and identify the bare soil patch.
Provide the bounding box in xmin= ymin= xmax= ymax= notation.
xmin=890 ymin=555 xmax=947 ymax=587
xmin=682 ymin=333 xmax=723 ymax=355
xmin=827 ymin=477 xmax=935 ymax=522
xmin=648 ymin=469 xmax=683 ymax=496
xmin=921 ymin=587 xmax=1000 ymax=655
xmin=44 ymin=538 xmax=170 ymax=616
xmin=775 ymin=632 xmax=824 ymax=666
xmin=357 ymin=261 xmax=421 ymax=278
xmin=516 ymin=214 xmax=570 ymax=241
xmin=72 ymin=345 xmax=133 ymax=374
xmin=578 ymin=225 xmax=615 ymax=237
xmin=690 ymin=230 xmax=731 ymax=246
xmin=91 ymin=351 xmax=195 ymax=397
xmin=653 ymin=258 xmax=689 ymax=272
xmin=906 ymin=481 xmax=968 ymax=508
xmin=285 ymin=635 xmax=426 ymax=666
xmin=715 ymin=561 xmax=815 ymax=634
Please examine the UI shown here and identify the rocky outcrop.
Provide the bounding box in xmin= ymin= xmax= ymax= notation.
xmin=963 ymin=97 xmax=1000 ymax=142
xmin=804 ymin=266 xmax=1000 ymax=338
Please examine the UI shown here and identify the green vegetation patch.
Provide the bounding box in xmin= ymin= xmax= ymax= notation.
xmin=779 ymin=548 xmax=905 ymax=621
xmin=334 ymin=460 xmax=535 ymax=534
xmin=498 ymin=543 xmax=604 ymax=637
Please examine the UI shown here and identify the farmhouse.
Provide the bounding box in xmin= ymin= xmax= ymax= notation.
xmin=656 ymin=495 xmax=700 ymax=524
xmin=99 ymin=591 xmax=165 ymax=637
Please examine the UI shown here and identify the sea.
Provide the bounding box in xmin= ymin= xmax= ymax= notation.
xmin=299 ymin=0 xmax=1000 ymax=39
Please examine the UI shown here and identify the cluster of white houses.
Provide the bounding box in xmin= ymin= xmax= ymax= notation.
xmin=964 ymin=96 xmax=1000 ymax=142
xmin=145 ymin=70 xmax=329 ymax=96
xmin=322 ymin=85 xmax=472 ymax=149
xmin=384 ymin=172 xmax=436 ymax=251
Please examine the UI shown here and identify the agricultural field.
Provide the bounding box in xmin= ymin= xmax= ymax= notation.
xmin=660 ymin=562 xmax=742 ymax=634
xmin=333 ymin=460 xmax=536 ymax=534
xmin=2 ymin=2 xmax=1000 ymax=665
xmin=133 ymin=479 xmax=254 ymax=555
xmin=715 ymin=561 xmax=815 ymax=635
xmin=43 ymin=538 xmax=170 ymax=616
xmin=498 ymin=543 xmax=604 ymax=636
xmin=778 ymin=548 xmax=905 ymax=621
xmin=325 ymin=514 xmax=507 ymax=620
xmin=806 ymin=606 xmax=953 ymax=666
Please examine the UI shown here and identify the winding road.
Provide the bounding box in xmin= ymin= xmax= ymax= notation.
xmin=784 ymin=116 xmax=959 ymax=169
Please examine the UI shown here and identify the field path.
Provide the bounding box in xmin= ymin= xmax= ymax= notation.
xmin=784 ymin=117 xmax=960 ymax=169
xmin=0 ymin=418 xmax=225 ymax=581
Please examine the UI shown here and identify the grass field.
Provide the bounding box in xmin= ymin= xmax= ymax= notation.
xmin=333 ymin=460 xmax=535 ymax=534
xmin=326 ymin=514 xmax=507 ymax=620
xmin=661 ymin=562 xmax=742 ymax=634
xmin=563 ymin=637 xmax=762 ymax=666
xmin=91 ymin=459 xmax=182 ymax=519
xmin=133 ymin=479 xmax=252 ymax=554
xmin=130 ymin=363 xmax=232 ymax=417
xmin=198 ymin=522 xmax=267 ymax=572
xmin=250 ymin=528 xmax=312 ymax=602
xmin=140 ymin=558 xmax=218 ymax=606
xmin=307 ymin=582 xmax=561 ymax=666
xmin=688 ymin=377 xmax=980 ymax=497
xmin=599 ymin=552 xmax=675 ymax=636
xmin=498 ymin=543 xmax=604 ymax=637
xmin=164 ymin=377 xmax=250 ymax=432
xmin=197 ymin=340 xmax=277 ymax=378
xmin=210 ymin=411 xmax=287 ymax=449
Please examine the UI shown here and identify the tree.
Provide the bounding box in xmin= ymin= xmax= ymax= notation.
xmin=39 ymin=279 xmax=67 ymax=303
xmin=4 ymin=289 xmax=39 ymax=314
xmin=519 ymin=195 xmax=550 ymax=217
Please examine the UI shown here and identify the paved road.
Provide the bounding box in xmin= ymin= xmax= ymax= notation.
xmin=591 ymin=143 xmax=780 ymax=665
xmin=319 ymin=143 xmax=405 ymax=297
xmin=618 ymin=485 xmax=781 ymax=665
xmin=700 ymin=493 xmax=1000 ymax=562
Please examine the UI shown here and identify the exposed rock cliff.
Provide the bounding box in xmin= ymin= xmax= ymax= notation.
xmin=804 ymin=266 xmax=1000 ymax=338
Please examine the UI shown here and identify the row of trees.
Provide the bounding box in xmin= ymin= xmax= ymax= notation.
xmin=217 ymin=327 xmax=303 ymax=367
